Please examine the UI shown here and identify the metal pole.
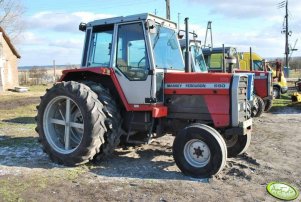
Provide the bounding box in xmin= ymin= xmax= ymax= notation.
xmin=204 ymin=21 xmax=212 ymax=48
xmin=222 ymin=44 xmax=225 ymax=72
xmin=53 ymin=60 xmax=56 ymax=83
xmin=185 ymin=18 xmax=191 ymax=73
xmin=250 ymin=47 xmax=253 ymax=71
xmin=209 ymin=21 xmax=213 ymax=48
xmin=285 ymin=0 xmax=289 ymax=68
xmin=165 ymin=0 xmax=170 ymax=20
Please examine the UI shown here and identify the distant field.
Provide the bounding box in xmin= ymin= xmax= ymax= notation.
xmin=289 ymin=69 xmax=301 ymax=78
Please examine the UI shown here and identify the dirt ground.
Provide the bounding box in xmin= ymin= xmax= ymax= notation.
xmin=0 ymin=88 xmax=301 ymax=201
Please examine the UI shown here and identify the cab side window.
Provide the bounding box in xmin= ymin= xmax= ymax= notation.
xmin=116 ymin=23 xmax=149 ymax=80
xmin=88 ymin=25 xmax=113 ymax=67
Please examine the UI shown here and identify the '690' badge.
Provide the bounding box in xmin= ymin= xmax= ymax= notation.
xmin=266 ymin=182 xmax=299 ymax=201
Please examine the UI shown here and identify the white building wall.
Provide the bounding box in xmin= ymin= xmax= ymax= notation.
xmin=0 ymin=34 xmax=4 ymax=93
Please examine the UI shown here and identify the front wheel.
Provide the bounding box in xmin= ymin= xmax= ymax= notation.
xmin=251 ymin=95 xmax=264 ymax=117
xmin=173 ymin=124 xmax=227 ymax=178
xmin=222 ymin=133 xmax=251 ymax=158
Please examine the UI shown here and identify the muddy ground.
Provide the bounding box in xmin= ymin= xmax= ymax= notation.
xmin=0 ymin=88 xmax=300 ymax=201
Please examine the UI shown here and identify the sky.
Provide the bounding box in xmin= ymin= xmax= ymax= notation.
xmin=17 ymin=0 xmax=301 ymax=66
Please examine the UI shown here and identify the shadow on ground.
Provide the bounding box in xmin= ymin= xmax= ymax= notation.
xmin=269 ymin=106 xmax=301 ymax=114
xmin=3 ymin=117 xmax=36 ymax=124
xmin=89 ymin=146 xmax=190 ymax=181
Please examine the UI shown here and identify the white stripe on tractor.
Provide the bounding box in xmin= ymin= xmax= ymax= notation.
xmin=254 ymin=76 xmax=268 ymax=79
xmin=165 ymin=83 xmax=230 ymax=89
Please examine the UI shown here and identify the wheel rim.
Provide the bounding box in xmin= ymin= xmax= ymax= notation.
xmin=223 ymin=134 xmax=238 ymax=148
xmin=273 ymin=88 xmax=279 ymax=98
xmin=43 ymin=96 xmax=84 ymax=154
xmin=183 ymin=139 xmax=211 ymax=168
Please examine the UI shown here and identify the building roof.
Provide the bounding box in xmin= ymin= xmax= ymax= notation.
xmin=0 ymin=27 xmax=21 ymax=59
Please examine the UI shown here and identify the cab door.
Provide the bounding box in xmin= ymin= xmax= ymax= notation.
xmin=113 ymin=22 xmax=152 ymax=105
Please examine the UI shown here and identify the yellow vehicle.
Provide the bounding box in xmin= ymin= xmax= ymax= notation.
xmin=238 ymin=52 xmax=288 ymax=99
xmin=291 ymin=79 xmax=301 ymax=103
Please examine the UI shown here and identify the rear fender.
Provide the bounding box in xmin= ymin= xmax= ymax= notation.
xmin=59 ymin=67 xmax=128 ymax=110
xmin=59 ymin=67 xmax=167 ymax=115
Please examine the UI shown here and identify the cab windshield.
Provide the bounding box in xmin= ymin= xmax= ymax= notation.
xmin=150 ymin=26 xmax=185 ymax=70
xmin=190 ymin=45 xmax=208 ymax=72
xmin=253 ymin=60 xmax=264 ymax=71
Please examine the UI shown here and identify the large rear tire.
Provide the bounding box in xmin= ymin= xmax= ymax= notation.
xmin=222 ymin=133 xmax=251 ymax=158
xmin=80 ymin=81 xmax=122 ymax=160
xmin=36 ymin=81 xmax=106 ymax=165
xmin=264 ymin=99 xmax=273 ymax=112
xmin=251 ymin=95 xmax=264 ymax=117
xmin=173 ymin=124 xmax=227 ymax=178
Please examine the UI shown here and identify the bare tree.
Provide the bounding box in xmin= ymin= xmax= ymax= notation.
xmin=0 ymin=0 xmax=25 ymax=43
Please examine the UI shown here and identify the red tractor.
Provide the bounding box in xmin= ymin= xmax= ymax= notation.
xmin=36 ymin=14 xmax=252 ymax=178
xmin=202 ymin=47 xmax=273 ymax=117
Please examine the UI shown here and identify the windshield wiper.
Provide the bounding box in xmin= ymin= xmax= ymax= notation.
xmin=152 ymin=24 xmax=163 ymax=49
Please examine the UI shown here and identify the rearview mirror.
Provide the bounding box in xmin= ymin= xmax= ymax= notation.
xmin=145 ymin=20 xmax=157 ymax=34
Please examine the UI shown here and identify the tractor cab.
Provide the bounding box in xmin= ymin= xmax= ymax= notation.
xmin=202 ymin=46 xmax=240 ymax=72
xmin=79 ymin=13 xmax=184 ymax=104
xmin=179 ymin=39 xmax=208 ymax=72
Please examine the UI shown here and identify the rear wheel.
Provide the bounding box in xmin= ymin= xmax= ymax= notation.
xmin=264 ymin=99 xmax=273 ymax=112
xmin=36 ymin=81 xmax=106 ymax=165
xmin=222 ymin=133 xmax=251 ymax=157
xmin=173 ymin=124 xmax=227 ymax=178
xmin=80 ymin=81 xmax=122 ymax=161
xmin=251 ymin=95 xmax=264 ymax=117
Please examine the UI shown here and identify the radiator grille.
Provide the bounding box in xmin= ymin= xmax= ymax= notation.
xmin=238 ymin=76 xmax=248 ymax=122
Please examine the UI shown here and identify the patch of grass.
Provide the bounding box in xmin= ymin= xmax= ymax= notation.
xmin=273 ymin=97 xmax=292 ymax=107
xmin=0 ymin=174 xmax=51 ymax=201
xmin=25 ymin=84 xmax=51 ymax=93
xmin=0 ymin=110 xmax=37 ymax=121
xmin=0 ymin=178 xmax=27 ymax=202
xmin=0 ymin=85 xmax=48 ymax=106
xmin=271 ymin=92 xmax=301 ymax=112
xmin=0 ymin=103 xmax=38 ymax=137
xmin=64 ymin=166 xmax=89 ymax=181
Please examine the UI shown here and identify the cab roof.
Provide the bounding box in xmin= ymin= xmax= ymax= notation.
xmin=202 ymin=47 xmax=237 ymax=55
xmin=87 ymin=13 xmax=177 ymax=29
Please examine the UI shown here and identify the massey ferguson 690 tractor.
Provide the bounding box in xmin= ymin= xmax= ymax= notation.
xmin=36 ymin=14 xmax=253 ymax=178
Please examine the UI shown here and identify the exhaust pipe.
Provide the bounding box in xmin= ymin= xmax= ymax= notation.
xmin=250 ymin=47 xmax=253 ymax=71
xmin=222 ymin=44 xmax=226 ymax=73
xmin=185 ymin=17 xmax=191 ymax=73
